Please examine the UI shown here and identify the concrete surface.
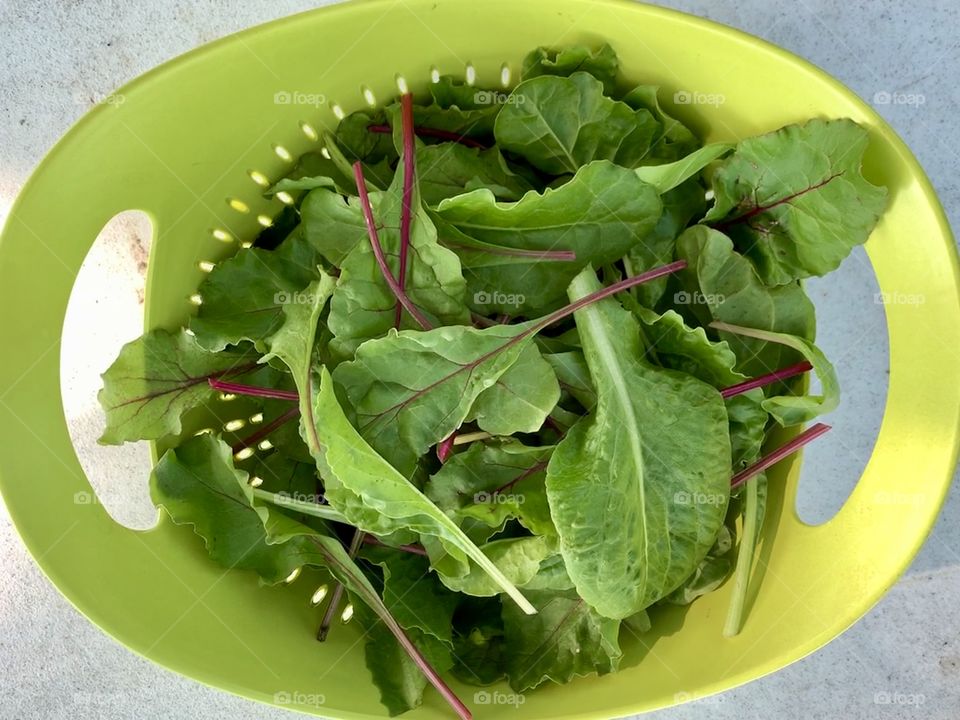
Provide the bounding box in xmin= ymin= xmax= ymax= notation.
xmin=0 ymin=1 xmax=958 ymax=719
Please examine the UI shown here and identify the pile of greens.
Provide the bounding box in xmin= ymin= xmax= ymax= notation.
xmin=98 ymin=44 xmax=886 ymax=718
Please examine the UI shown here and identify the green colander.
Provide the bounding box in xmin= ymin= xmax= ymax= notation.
xmin=1 ymin=0 xmax=958 ymax=718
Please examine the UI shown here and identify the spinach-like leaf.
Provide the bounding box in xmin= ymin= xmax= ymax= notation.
xmin=495 ymin=73 xmax=659 ymax=175
xmin=521 ymin=44 xmax=620 ymax=94
xmin=189 ymin=235 xmax=323 ymax=352
xmin=633 ymin=143 xmax=732 ymax=193
xmin=545 ymin=268 xmax=731 ymax=619
xmin=705 ymin=118 xmax=888 ymax=285
xmin=416 ymin=143 xmax=533 ymax=205
xmin=299 ymin=188 xmax=371 ymax=265
xmin=621 ymin=84 xmax=700 ymax=162
xmin=436 ymin=536 xmax=556 ymax=597
xmin=436 ymin=160 xmax=662 ymax=315
xmin=501 ymin=589 xmax=621 ymax=692
xmin=543 ymin=351 xmax=595 ymax=411
xmin=675 ymin=226 xmax=816 ymax=376
xmin=712 ymin=322 xmax=839 ymax=426
xmin=97 ymin=328 xmax=258 ymax=444
xmin=663 ymin=525 xmax=733 ymax=605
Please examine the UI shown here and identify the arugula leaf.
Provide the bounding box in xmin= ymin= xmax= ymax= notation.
xmin=436 ymin=160 xmax=662 ymax=315
xmin=621 ymin=84 xmax=700 ymax=162
xmin=712 ymin=322 xmax=839 ymax=426
xmin=705 ymin=118 xmax=888 ymax=285
xmin=675 ymin=226 xmax=816 ymax=376
xmin=97 ymin=328 xmax=258 ymax=444
xmin=310 ymin=366 xmax=537 ymax=615
xmin=189 ymin=235 xmax=324 ymax=352
xmin=494 ymin=73 xmax=659 ymax=174
xmin=501 ymin=589 xmax=621 ymax=692
xmin=545 ymin=267 xmax=731 ymax=618
xmin=521 ymin=44 xmax=619 ymax=94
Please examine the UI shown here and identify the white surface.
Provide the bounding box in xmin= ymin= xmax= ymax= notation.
xmin=0 ymin=1 xmax=958 ymax=719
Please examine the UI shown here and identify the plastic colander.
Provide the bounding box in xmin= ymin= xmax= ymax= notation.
xmin=1 ymin=0 xmax=958 ymax=717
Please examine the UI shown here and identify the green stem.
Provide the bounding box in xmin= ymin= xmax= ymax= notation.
xmin=253 ymin=488 xmax=345 ymax=523
xmin=723 ymin=476 xmax=760 ymax=637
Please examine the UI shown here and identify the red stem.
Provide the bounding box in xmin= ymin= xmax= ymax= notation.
xmin=396 ymin=94 xmax=416 ymax=328
xmin=436 ymin=432 xmax=457 ymax=463
xmin=208 ymin=378 xmax=299 ymax=401
xmin=720 ymin=361 xmax=814 ymax=399
xmin=231 ymin=406 xmax=300 ymax=454
xmin=352 ymin=162 xmax=433 ymax=330
xmin=491 ymin=460 xmax=549 ymax=496
xmin=730 ymin=423 xmax=831 ymax=490
xmin=368 ymin=123 xmax=486 ymax=149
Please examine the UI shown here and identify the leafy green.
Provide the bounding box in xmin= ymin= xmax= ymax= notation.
xmin=705 ymin=118 xmax=888 ymax=285
xmin=436 ymin=160 xmax=662 ymax=314
xmin=494 ymin=73 xmax=658 ymax=174
xmin=521 ymin=43 xmax=620 ymax=93
xmin=501 ymin=589 xmax=621 ymax=692
xmin=621 ymin=84 xmax=699 ymax=162
xmin=545 ymin=268 xmax=731 ymax=618
xmin=97 ymin=328 xmax=258 ymax=444
xmin=416 ymin=143 xmax=534 ymax=205
xmin=633 ymin=143 xmax=732 ymax=193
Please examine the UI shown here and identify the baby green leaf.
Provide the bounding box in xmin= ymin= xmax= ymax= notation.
xmin=189 ymin=235 xmax=324 ymax=352
xmin=543 ymin=351 xmax=596 ymax=410
xmin=299 ymin=188 xmax=371 ymax=265
xmin=501 ymin=589 xmax=621 ymax=692
xmin=436 ymin=160 xmax=662 ymax=315
xmin=633 ymin=142 xmax=733 ymax=194
xmin=705 ymin=118 xmax=888 ymax=285
xmin=621 ymin=84 xmax=699 ymax=162
xmin=310 ymin=366 xmax=537 ymax=615
xmin=545 ymin=268 xmax=731 ymax=619
xmin=675 ymin=226 xmax=816 ymax=376
xmin=97 ymin=328 xmax=258 ymax=444
xmin=416 ymin=143 xmax=534 ymax=205
xmin=494 ymin=73 xmax=659 ymax=175
xmin=521 ymin=44 xmax=620 ymax=93
xmin=711 ymin=322 xmax=839 ymax=426
xmin=436 ymin=536 xmax=556 ymax=597
xmin=662 ymin=525 xmax=734 ymax=605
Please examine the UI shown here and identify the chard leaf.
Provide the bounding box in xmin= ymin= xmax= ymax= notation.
xmin=705 ymin=118 xmax=887 ymax=285
xmin=97 ymin=328 xmax=258 ymax=444
xmin=624 ymin=177 xmax=705 ymax=308
xmin=675 ymin=226 xmax=816 ymax=376
xmin=494 ymin=73 xmax=659 ymax=174
xmin=633 ymin=143 xmax=732 ymax=193
xmin=545 ymin=268 xmax=731 ymax=619
xmin=543 ymin=351 xmax=596 ymax=410
xmin=521 ymin=44 xmax=620 ymax=94
xmin=521 ymin=554 xmax=575 ymax=591
xmin=501 ymin=589 xmax=621 ymax=692
xmin=466 ymin=343 xmax=560 ymax=436
xmin=712 ymin=322 xmax=839 ymax=426
xmin=189 ymin=235 xmax=324 ymax=352
xmin=150 ymin=433 xmax=329 ymax=584
xmin=415 ymin=143 xmax=533 ymax=205
xmin=621 ymin=84 xmax=699 ymax=162
xmin=331 ymin=323 xmax=546 ymax=476
xmin=310 ymin=366 xmax=536 ymax=615
xmin=425 ymin=439 xmax=556 ymax=537
xmin=299 ymin=188 xmax=371 ymax=265
xmin=436 ymin=160 xmax=662 ymax=315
